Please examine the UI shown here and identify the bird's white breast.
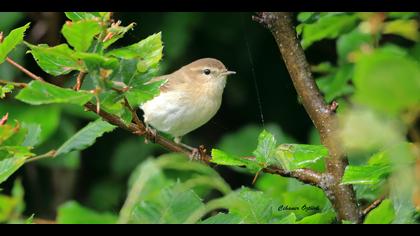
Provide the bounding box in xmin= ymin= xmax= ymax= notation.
xmin=141 ymin=79 xmax=225 ymax=137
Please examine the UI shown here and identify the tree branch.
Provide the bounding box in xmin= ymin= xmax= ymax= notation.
xmin=254 ymin=12 xmax=362 ymax=223
xmin=6 ymin=51 xmax=325 ymax=200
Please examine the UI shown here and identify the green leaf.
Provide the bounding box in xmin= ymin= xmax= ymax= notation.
xmin=119 ymin=158 xmax=171 ymax=224
xmin=131 ymin=184 xmax=204 ymax=224
xmin=0 ymin=146 xmax=34 ymax=159
xmin=275 ymin=213 xmax=297 ymax=224
xmin=0 ymin=102 xmax=60 ymax=144
xmin=21 ymin=123 xmax=41 ymax=147
xmin=0 ymin=84 xmax=14 ymax=99
xmin=125 ymin=79 xmax=166 ymax=108
xmin=200 ymin=213 xmax=243 ymax=224
xmin=74 ymin=52 xmax=119 ymax=69
xmin=55 ymin=119 xmax=116 ymax=156
xmin=388 ymin=12 xmax=419 ymax=20
xmin=217 ymin=123 xmax=296 ymax=157
xmin=353 ymin=46 xmax=420 ymax=115
xmin=64 ymin=12 xmax=101 ymax=21
xmin=16 ymin=81 xmax=94 ymax=105
xmin=0 ymin=23 xmax=30 ymax=64
xmin=301 ymin=14 xmax=358 ymax=49
xmin=107 ymin=32 xmax=163 ymax=72
xmin=337 ymin=28 xmax=373 ymax=64
xmin=102 ymin=22 xmax=136 ymax=49
xmin=383 ymin=19 xmax=419 ymax=42
xmin=25 ymin=43 xmax=83 ymax=76
xmin=364 ymin=199 xmax=395 ymax=224
xmin=342 ymin=152 xmax=392 ymax=185
xmin=57 ymin=201 xmax=118 ymax=224
xmin=211 ymin=149 xmax=260 ymax=172
xmin=218 ymin=187 xmax=278 ymax=224
xmin=297 ymin=211 xmax=336 ymax=224
xmin=275 ymin=144 xmax=328 ymax=171
xmin=316 ymin=64 xmax=354 ymax=102
xmin=62 ymin=20 xmax=102 ymax=52
xmin=0 ymin=156 xmax=27 ymax=184
xmin=253 ymin=129 xmax=277 ymax=166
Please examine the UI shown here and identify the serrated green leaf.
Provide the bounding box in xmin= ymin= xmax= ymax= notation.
xmin=57 ymin=201 xmax=117 ymax=224
xmin=364 ymin=199 xmax=395 ymax=224
xmin=25 ymin=43 xmax=83 ymax=76
xmin=64 ymin=12 xmax=101 ymax=21
xmin=211 ymin=149 xmax=260 ymax=172
xmin=0 ymin=23 xmax=30 ymax=63
xmin=0 ymin=156 xmax=27 ymax=184
xmin=55 ymin=119 xmax=116 ymax=156
xmin=301 ymin=14 xmax=358 ymax=49
xmin=16 ymin=81 xmax=94 ymax=105
xmin=0 ymin=146 xmax=34 ymax=159
xmin=275 ymin=144 xmax=328 ymax=171
xmin=125 ymin=79 xmax=166 ymax=107
xmin=297 ymin=211 xmax=336 ymax=224
xmin=74 ymin=52 xmax=119 ymax=69
xmin=253 ymin=129 xmax=277 ymax=166
xmin=342 ymin=152 xmax=392 ymax=185
xmin=107 ymin=32 xmax=163 ymax=73
xmin=62 ymin=20 xmax=102 ymax=52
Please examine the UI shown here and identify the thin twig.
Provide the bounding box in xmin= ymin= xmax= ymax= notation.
xmin=0 ymin=80 xmax=28 ymax=88
xmin=362 ymin=195 xmax=386 ymax=217
xmin=73 ymin=71 xmax=87 ymax=91
xmin=6 ymin=57 xmax=45 ymax=82
xmin=254 ymin=12 xmax=362 ymax=223
xmin=25 ymin=150 xmax=57 ymax=164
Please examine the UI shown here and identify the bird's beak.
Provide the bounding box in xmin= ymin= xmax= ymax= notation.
xmin=221 ymin=70 xmax=236 ymax=76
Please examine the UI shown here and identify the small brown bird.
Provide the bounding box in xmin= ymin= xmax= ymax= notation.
xmin=141 ymin=58 xmax=235 ymax=144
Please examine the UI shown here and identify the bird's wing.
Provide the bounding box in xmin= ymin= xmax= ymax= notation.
xmin=146 ymin=74 xmax=172 ymax=93
xmin=147 ymin=71 xmax=186 ymax=93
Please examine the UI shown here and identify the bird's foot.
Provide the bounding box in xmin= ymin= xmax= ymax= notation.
xmin=189 ymin=148 xmax=201 ymax=161
xmin=144 ymin=125 xmax=157 ymax=144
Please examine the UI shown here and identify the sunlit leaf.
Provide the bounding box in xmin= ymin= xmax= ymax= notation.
xmin=25 ymin=43 xmax=83 ymax=76
xmin=200 ymin=213 xmax=243 ymax=224
xmin=383 ymin=19 xmax=419 ymax=42
xmin=62 ymin=20 xmax=102 ymax=52
xmin=364 ymin=199 xmax=395 ymax=224
xmin=64 ymin=12 xmax=102 ymax=21
xmin=0 ymin=23 xmax=30 ymax=63
xmin=57 ymin=201 xmax=117 ymax=224
xmin=0 ymin=156 xmax=27 ymax=184
xmin=275 ymin=144 xmax=328 ymax=171
xmin=16 ymin=81 xmax=94 ymax=105
xmin=55 ymin=119 xmax=116 ymax=156
xmin=301 ymin=14 xmax=358 ymax=49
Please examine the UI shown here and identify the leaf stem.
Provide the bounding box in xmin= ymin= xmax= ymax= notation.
xmin=6 ymin=57 xmax=45 ymax=82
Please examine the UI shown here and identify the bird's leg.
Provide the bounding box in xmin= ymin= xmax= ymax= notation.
xmin=144 ymin=123 xmax=157 ymax=144
xmin=174 ymin=136 xmax=201 ymax=161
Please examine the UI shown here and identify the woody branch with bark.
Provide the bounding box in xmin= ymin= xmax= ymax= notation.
xmin=253 ymin=12 xmax=362 ymax=223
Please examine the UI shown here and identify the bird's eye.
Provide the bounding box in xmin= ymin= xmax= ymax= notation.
xmin=203 ymin=69 xmax=211 ymax=75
